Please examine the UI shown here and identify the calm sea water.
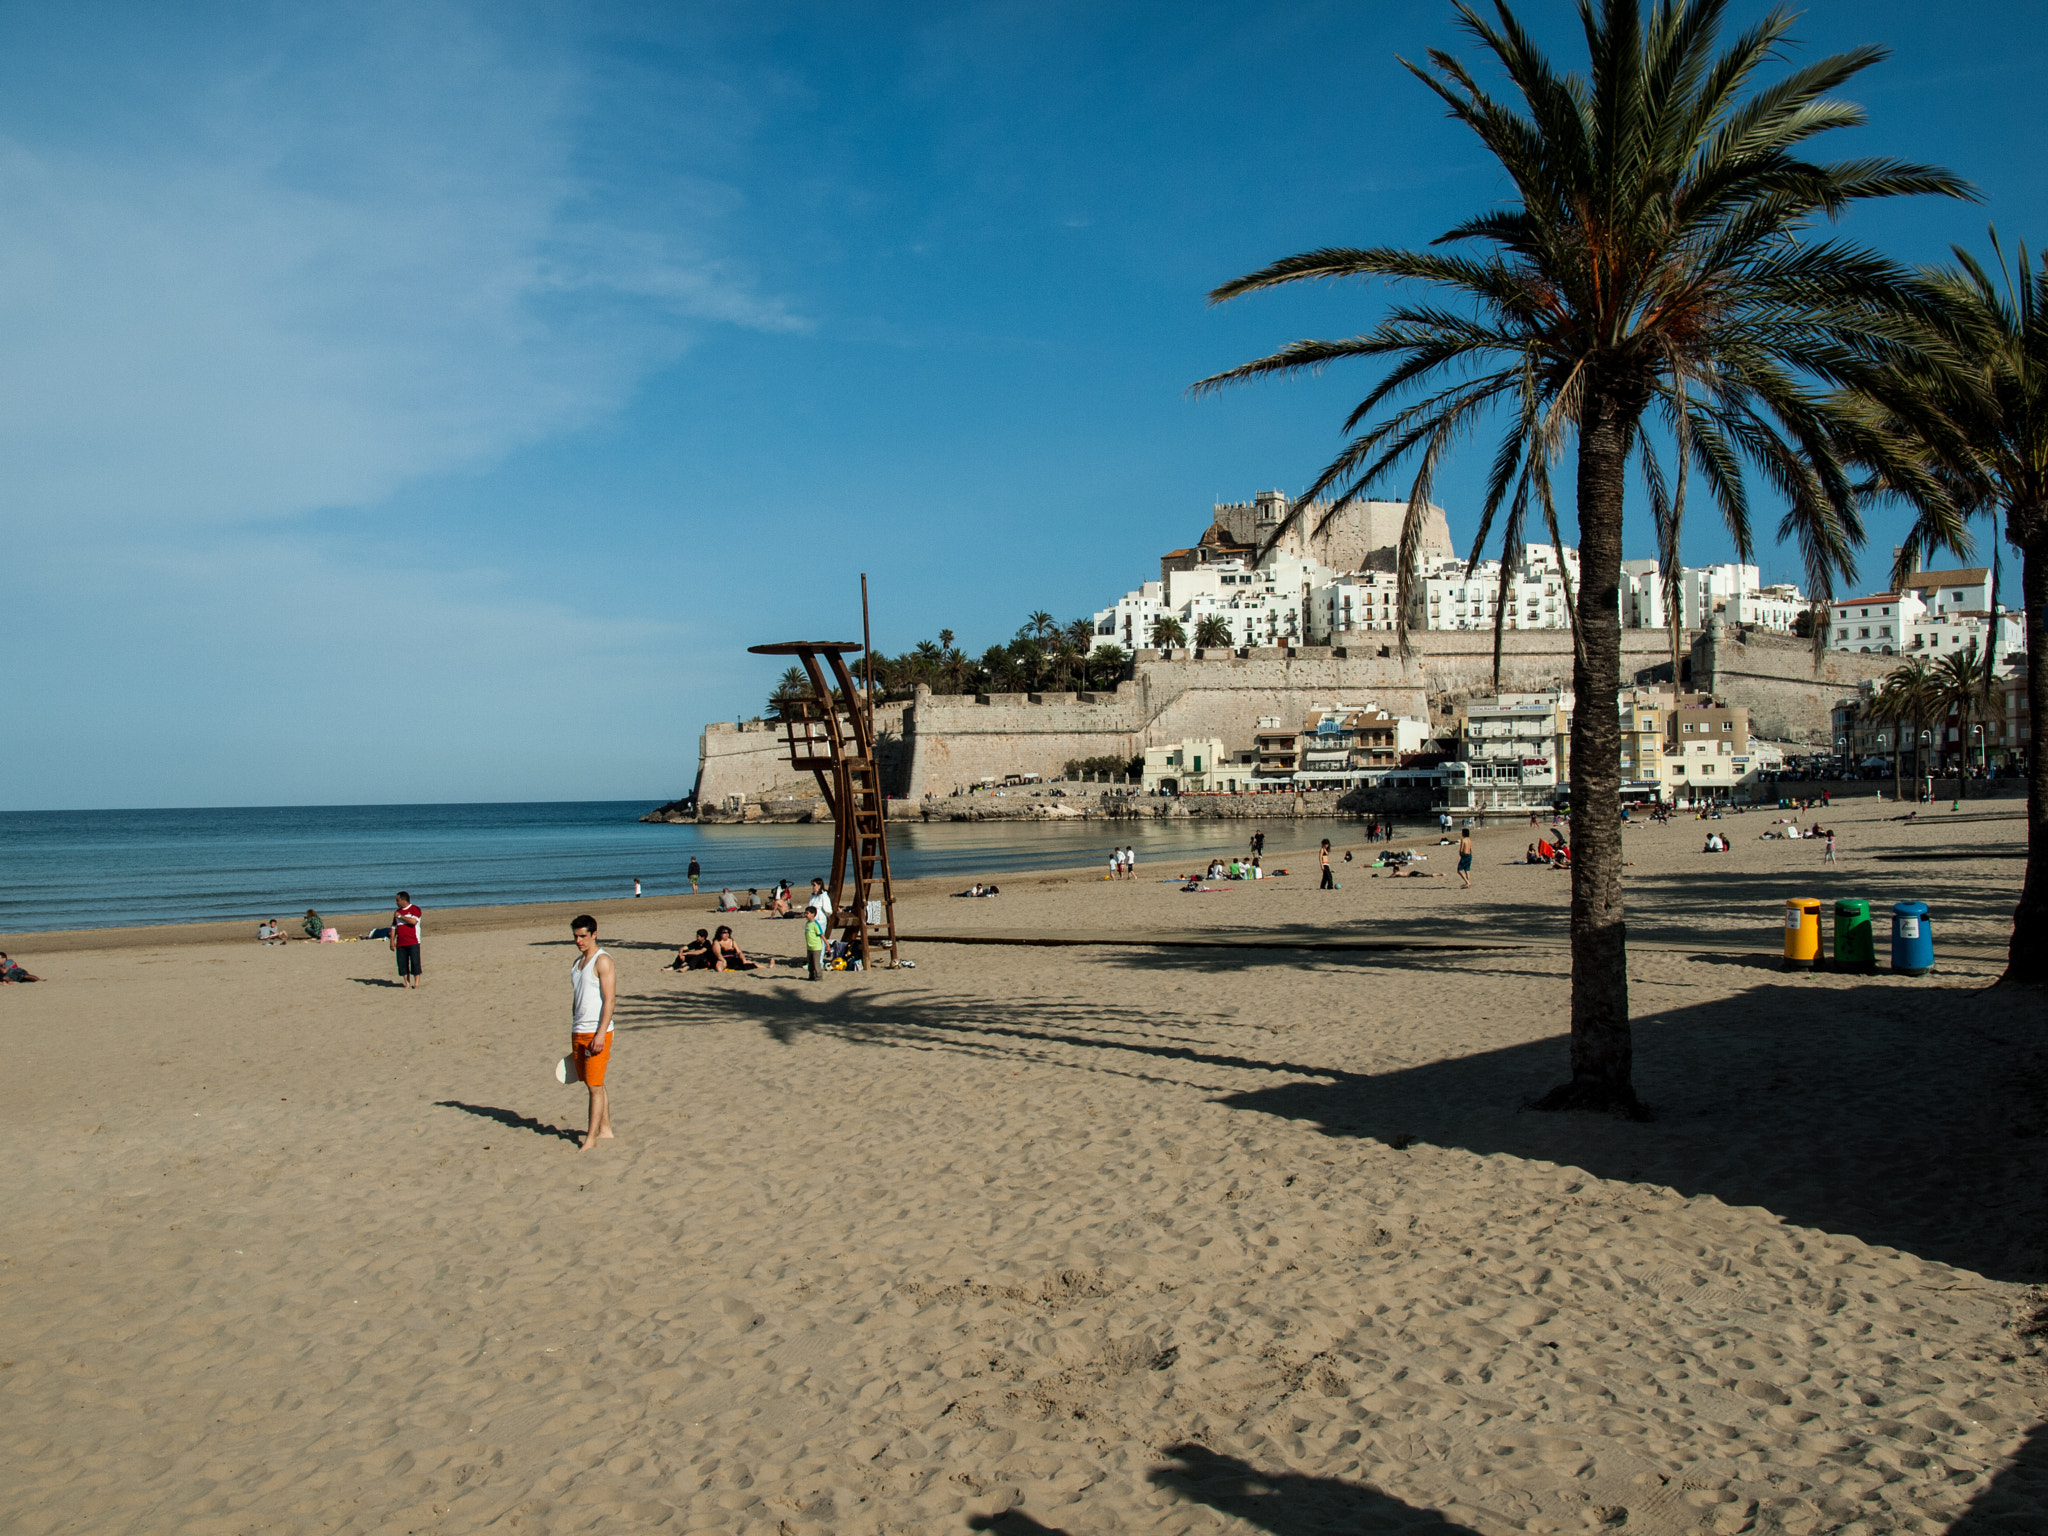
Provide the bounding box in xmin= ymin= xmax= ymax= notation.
xmin=0 ymin=802 xmax=1372 ymax=934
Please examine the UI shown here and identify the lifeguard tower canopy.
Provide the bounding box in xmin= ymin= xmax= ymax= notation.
xmin=747 ymin=639 xmax=899 ymax=968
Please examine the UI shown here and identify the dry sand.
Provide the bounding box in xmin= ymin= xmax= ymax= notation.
xmin=3 ymin=796 xmax=2045 ymax=1535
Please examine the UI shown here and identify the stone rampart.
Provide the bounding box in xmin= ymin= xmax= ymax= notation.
xmin=1689 ymin=626 xmax=1895 ymax=743
xmin=695 ymin=703 xmax=910 ymax=809
xmin=897 ymin=632 xmax=1683 ymax=798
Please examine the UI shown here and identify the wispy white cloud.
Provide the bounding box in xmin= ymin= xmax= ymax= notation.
xmin=0 ymin=0 xmax=798 ymax=532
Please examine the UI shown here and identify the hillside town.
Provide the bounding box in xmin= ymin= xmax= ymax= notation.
xmin=690 ymin=488 xmax=2033 ymax=821
xmin=1081 ymin=490 xmax=2029 ymax=811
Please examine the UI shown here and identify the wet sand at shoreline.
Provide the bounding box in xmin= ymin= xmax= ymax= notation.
xmin=3 ymin=796 xmax=2043 ymax=1535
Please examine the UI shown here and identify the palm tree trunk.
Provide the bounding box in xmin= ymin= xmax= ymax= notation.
xmin=1535 ymin=396 xmax=1638 ymax=1113
xmin=2005 ymin=522 xmax=2048 ymax=985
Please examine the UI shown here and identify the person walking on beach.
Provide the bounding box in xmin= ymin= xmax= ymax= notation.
xmin=390 ymin=892 xmax=423 ymax=988
xmin=633 ymin=876 xmax=642 ymax=899
xmin=1457 ymin=829 xmax=1474 ymax=888
xmin=1319 ymin=839 xmax=1334 ymax=890
xmin=1251 ymin=830 xmax=1265 ymax=860
xmin=688 ymin=857 xmax=701 ymax=894
xmin=568 ymin=915 xmax=615 ymax=1149
xmin=1824 ymin=831 xmax=1837 ymax=863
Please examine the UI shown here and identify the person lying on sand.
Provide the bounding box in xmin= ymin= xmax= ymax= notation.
xmin=667 ymin=930 xmax=713 ymax=971
xmin=0 ymin=952 xmax=44 ymax=982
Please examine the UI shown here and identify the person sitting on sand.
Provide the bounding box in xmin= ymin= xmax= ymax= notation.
xmin=711 ymin=926 xmax=763 ymax=972
xmin=743 ymin=888 xmax=761 ymax=911
xmin=0 ymin=952 xmax=44 ymax=983
xmin=668 ymin=930 xmax=713 ymax=971
xmin=770 ymin=886 xmax=792 ymax=917
xmin=256 ymin=918 xmax=286 ymax=945
xmin=1526 ymin=843 xmax=1543 ymax=864
xmin=301 ymin=909 xmax=323 ymax=940
xmin=718 ymin=888 xmax=740 ymax=911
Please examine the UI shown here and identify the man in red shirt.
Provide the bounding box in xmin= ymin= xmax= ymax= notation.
xmin=390 ymin=891 xmax=423 ymax=988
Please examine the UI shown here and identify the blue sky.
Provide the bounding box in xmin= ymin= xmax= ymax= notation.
xmin=4 ymin=0 xmax=2043 ymax=809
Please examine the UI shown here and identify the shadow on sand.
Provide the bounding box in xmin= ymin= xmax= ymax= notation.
xmin=433 ymin=1100 xmax=582 ymax=1145
xmin=623 ymin=960 xmax=2048 ymax=1283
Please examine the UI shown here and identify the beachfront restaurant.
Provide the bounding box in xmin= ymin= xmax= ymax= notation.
xmin=1438 ymin=756 xmax=1557 ymax=814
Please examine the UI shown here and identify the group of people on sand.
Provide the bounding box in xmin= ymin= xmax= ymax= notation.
xmin=717 ymin=881 xmax=800 ymax=915
xmin=1527 ymin=833 xmax=1571 ymax=868
xmin=666 ymin=925 xmax=769 ymax=972
xmin=1108 ymin=845 xmax=1139 ymax=879
xmin=952 ymin=882 xmax=1001 ymax=898
xmin=256 ymin=909 xmax=328 ymax=944
xmin=672 ymin=878 xmax=838 ymax=981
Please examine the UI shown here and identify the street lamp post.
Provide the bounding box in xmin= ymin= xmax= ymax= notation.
xmin=1835 ymin=735 xmax=1847 ymax=781
xmin=1919 ymin=729 xmax=1933 ymax=802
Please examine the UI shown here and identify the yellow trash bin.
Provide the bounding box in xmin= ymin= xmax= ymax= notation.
xmin=1782 ymin=897 xmax=1821 ymax=970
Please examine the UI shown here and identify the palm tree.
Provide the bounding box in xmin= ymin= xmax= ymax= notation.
xmin=1151 ymin=616 xmax=1187 ymax=650
xmin=767 ymin=666 xmax=811 ymax=719
xmin=1194 ymin=614 xmax=1236 ymax=649
xmin=1193 ymin=0 xmax=1966 ymax=1110
xmin=1088 ymin=643 xmax=1130 ymax=689
xmin=1931 ymin=644 xmax=1995 ymax=799
xmin=1875 ymin=656 xmax=1937 ymax=802
xmin=1846 ymin=236 xmax=2047 ymax=981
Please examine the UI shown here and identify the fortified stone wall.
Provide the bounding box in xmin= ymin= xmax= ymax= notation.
xmin=897 ymin=631 xmax=1683 ymax=797
xmin=1688 ymin=625 xmax=1895 ymax=743
xmin=695 ymin=702 xmax=910 ymax=808
xmin=694 ymin=633 xmax=1709 ymax=811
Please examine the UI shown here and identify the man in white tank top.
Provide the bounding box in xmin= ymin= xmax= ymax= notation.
xmin=569 ymin=914 xmax=616 ymax=1150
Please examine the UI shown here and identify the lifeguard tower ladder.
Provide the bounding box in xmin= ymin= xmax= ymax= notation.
xmin=746 ymin=640 xmax=900 ymax=968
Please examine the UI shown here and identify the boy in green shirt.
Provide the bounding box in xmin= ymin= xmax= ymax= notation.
xmin=805 ymin=910 xmax=827 ymax=982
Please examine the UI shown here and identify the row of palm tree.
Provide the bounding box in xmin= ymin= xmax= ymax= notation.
xmin=765 ymin=616 xmax=1133 ymax=718
xmin=1197 ymin=0 xmax=2044 ymax=1111
xmin=1865 ymin=649 xmax=2000 ymax=802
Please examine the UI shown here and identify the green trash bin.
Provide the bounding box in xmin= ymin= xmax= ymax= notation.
xmin=1834 ymin=898 xmax=1875 ymax=972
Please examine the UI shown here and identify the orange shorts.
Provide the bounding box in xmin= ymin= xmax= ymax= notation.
xmin=573 ymin=1034 xmax=610 ymax=1087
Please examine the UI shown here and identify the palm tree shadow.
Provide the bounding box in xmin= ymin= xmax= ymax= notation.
xmin=1944 ymin=1417 xmax=2048 ymax=1531
xmin=1144 ymin=1443 xmax=1481 ymax=1533
xmin=433 ymin=1100 xmax=581 ymax=1144
xmin=626 ymin=969 xmax=2048 ymax=1281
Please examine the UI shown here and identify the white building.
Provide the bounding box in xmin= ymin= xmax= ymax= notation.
xmin=1140 ymin=739 xmax=1232 ymax=794
xmin=1441 ymin=692 xmax=1568 ymax=813
xmin=1730 ymin=583 xmax=1806 ymax=631
xmin=1900 ymin=566 xmax=1992 ymax=619
xmin=1174 ymin=555 xmax=1323 ymax=647
xmin=1094 ymin=580 xmax=1166 ymax=652
xmin=1621 ymin=559 xmax=1666 ymax=630
xmin=1678 ymin=563 xmax=1760 ymax=629
xmin=1828 ymin=592 xmax=1922 ymax=653
xmin=1314 ymin=569 xmax=1405 ymax=635
xmin=1905 ymin=608 xmax=2026 ymax=660
xmin=1293 ymin=704 xmax=1432 ymax=787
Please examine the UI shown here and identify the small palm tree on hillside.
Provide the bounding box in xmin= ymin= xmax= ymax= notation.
xmin=1194 ymin=0 xmax=1966 ymax=1110
xmin=1194 ymin=615 xmax=1236 ymax=649
xmin=1151 ymin=616 xmax=1188 ymax=650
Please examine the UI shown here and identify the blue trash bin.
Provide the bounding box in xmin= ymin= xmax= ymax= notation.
xmin=1891 ymin=900 xmax=1933 ymax=976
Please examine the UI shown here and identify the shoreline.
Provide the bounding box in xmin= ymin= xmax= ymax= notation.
xmin=0 ymin=821 xmax=1458 ymax=954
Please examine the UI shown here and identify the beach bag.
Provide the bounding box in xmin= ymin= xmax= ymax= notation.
xmin=320 ymin=927 xmax=339 ymax=942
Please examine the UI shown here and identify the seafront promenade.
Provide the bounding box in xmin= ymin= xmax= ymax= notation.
xmin=2 ymin=798 xmax=2041 ymax=1535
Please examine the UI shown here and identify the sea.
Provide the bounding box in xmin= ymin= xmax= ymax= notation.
xmin=0 ymin=802 xmax=1375 ymax=934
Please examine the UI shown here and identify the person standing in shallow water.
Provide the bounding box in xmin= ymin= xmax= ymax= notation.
xmin=569 ymin=914 xmax=615 ymax=1150
xmin=688 ymin=857 xmax=701 ymax=894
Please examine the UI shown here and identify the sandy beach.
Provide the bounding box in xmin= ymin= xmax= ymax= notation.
xmin=4 ymin=796 xmax=2044 ymax=1535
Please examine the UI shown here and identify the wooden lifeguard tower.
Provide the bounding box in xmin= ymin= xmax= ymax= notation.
xmin=746 ymin=639 xmax=900 ymax=968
